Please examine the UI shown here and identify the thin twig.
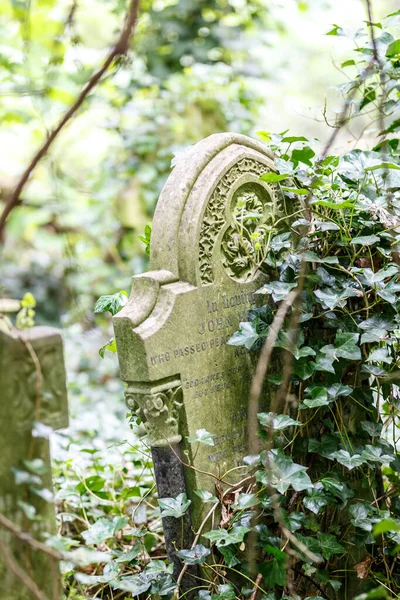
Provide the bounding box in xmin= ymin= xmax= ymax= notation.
xmin=0 ymin=0 xmax=140 ymax=238
xmin=0 ymin=512 xmax=63 ymax=561
xmin=247 ymin=288 xmax=301 ymax=456
xmin=0 ymin=540 xmax=50 ymax=600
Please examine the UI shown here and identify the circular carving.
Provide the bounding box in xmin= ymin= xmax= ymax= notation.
xmin=222 ymin=182 xmax=274 ymax=282
xmin=198 ymin=158 xmax=278 ymax=284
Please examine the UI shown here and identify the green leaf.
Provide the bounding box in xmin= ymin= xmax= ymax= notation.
xmin=316 ymin=533 xmax=344 ymax=559
xmin=373 ymin=519 xmax=400 ymax=536
xmin=158 ymin=493 xmax=191 ymax=518
xmin=260 ymin=449 xmax=312 ymax=493
xmin=76 ymin=475 xmax=106 ymax=495
xmin=82 ymin=517 xmax=128 ymax=545
xmin=281 ymin=186 xmax=310 ymax=196
xmin=203 ymin=526 xmax=250 ymax=547
xmin=258 ymin=412 xmax=301 ymax=430
xmin=349 ymin=502 xmax=373 ymax=532
xmin=386 ymin=39 xmax=400 ymax=56
xmin=303 ymin=489 xmax=330 ymax=514
xmin=260 ymin=172 xmax=288 ymax=183
xmin=281 ymin=510 xmax=305 ymax=532
xmin=176 ymin=544 xmax=210 ymax=565
xmin=232 ymin=493 xmax=261 ymax=510
xmin=94 ymin=291 xmax=128 ymax=316
xmin=361 ymin=445 xmax=394 ymax=464
xmin=303 ymin=250 xmax=339 ymax=265
xmin=365 ymin=162 xmax=400 ymax=172
xmin=351 ymin=235 xmax=380 ymax=246
xmin=331 ymin=450 xmax=364 ymax=470
xmin=260 ymin=549 xmax=286 ymax=588
xmin=320 ymin=331 xmax=361 ymax=362
xmin=227 ymin=321 xmax=259 ymax=350
xmin=99 ymin=338 xmax=117 ymax=358
xmin=308 ymin=434 xmax=339 ymax=458
xmin=256 ymin=281 xmax=297 ymax=303
xmin=327 ymin=383 xmax=353 ymax=399
xmin=302 ymin=385 xmax=329 ymax=409
xmin=194 ymin=489 xmax=219 ymax=504
xmin=187 ymin=429 xmax=215 ymax=446
xmin=291 ymin=146 xmax=315 ymax=166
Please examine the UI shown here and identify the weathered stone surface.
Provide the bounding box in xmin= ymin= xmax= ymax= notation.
xmin=0 ymin=326 xmax=68 ymax=599
xmin=113 ymin=132 xmax=285 ymax=552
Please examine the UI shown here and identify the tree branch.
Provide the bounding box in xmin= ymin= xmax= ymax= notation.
xmin=0 ymin=0 xmax=140 ymax=239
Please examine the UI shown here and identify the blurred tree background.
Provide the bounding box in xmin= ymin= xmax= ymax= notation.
xmin=0 ymin=0 xmax=397 ymax=455
xmin=1 ymin=3 xmax=399 ymax=597
xmin=0 ymin=0 xmax=396 ymax=327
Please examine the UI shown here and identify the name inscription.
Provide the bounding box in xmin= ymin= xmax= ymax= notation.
xmin=149 ymin=292 xmax=256 ymax=366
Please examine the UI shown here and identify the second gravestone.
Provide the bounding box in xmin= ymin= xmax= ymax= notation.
xmin=113 ymin=133 xmax=286 ymax=570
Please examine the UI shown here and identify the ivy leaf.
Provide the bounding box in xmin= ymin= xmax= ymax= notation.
xmin=315 ymin=353 xmax=336 ymax=373
xmin=111 ymin=573 xmax=152 ymax=596
xmin=260 ymin=172 xmax=288 ymax=183
xmin=309 ymin=434 xmax=339 ymax=458
xmin=94 ymin=291 xmax=128 ymax=316
xmin=260 ymin=548 xmax=287 ymax=588
xmin=227 ymin=321 xmax=259 ymax=350
xmin=275 ymin=330 xmax=316 ymax=359
xmin=187 ymin=429 xmax=215 ymax=446
xmin=82 ymin=517 xmax=128 ymax=545
xmin=316 ymin=533 xmax=344 ymax=559
xmin=303 ymin=250 xmax=339 ymax=265
xmin=357 ymin=265 xmax=398 ymax=285
xmin=158 ymin=493 xmax=191 ymax=518
xmin=203 ymin=526 xmax=250 ymax=547
xmin=302 ymin=385 xmax=329 ymax=408
xmin=176 ymin=545 xmax=210 ymax=565
xmin=361 ymin=445 xmax=394 ymax=464
xmin=281 ymin=510 xmax=305 ymax=532
xmin=314 ymin=286 xmax=360 ymax=310
xmin=327 ymin=383 xmax=353 ymax=399
xmin=331 ymin=450 xmax=364 ymax=470
xmin=351 ymin=235 xmax=380 ymax=246
xmin=350 ymin=502 xmax=373 ymax=532
xmin=256 ymin=281 xmax=297 ymax=303
xmin=194 ymin=490 xmax=219 ymax=504
xmin=99 ymin=338 xmax=117 ymax=358
xmin=361 ymin=421 xmax=382 ymax=437
xmin=373 ymin=519 xmax=400 ymax=536
xmin=259 ymin=449 xmax=312 ymax=493
xmin=258 ymin=412 xmax=301 ymax=431
xmin=269 ymin=232 xmax=292 ymax=252
xmin=292 ymin=146 xmax=315 ymax=166
xmin=367 ymin=347 xmax=392 ymax=364
xmin=232 ymin=493 xmax=261 ymax=510
xmin=321 ymin=478 xmax=354 ymax=505
xmin=320 ymin=331 xmax=361 ymax=361
xmin=303 ymin=488 xmax=331 ymax=514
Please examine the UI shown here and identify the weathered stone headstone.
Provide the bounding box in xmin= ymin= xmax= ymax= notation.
xmin=0 ymin=326 xmax=68 ymax=599
xmin=113 ymin=133 xmax=284 ymax=571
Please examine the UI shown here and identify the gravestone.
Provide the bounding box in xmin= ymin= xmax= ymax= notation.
xmin=113 ymin=133 xmax=286 ymax=573
xmin=0 ymin=326 xmax=68 ymax=599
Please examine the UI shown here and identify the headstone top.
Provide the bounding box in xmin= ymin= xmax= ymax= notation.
xmin=150 ymin=132 xmax=277 ymax=282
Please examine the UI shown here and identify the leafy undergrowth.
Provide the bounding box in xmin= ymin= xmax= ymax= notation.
xmin=51 ymin=326 xmax=169 ymax=600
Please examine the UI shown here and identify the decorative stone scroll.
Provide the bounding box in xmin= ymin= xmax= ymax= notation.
xmin=0 ymin=326 xmax=68 ymax=600
xmin=113 ymin=133 xmax=286 ymax=579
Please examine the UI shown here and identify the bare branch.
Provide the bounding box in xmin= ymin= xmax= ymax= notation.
xmin=0 ymin=0 xmax=140 ymax=238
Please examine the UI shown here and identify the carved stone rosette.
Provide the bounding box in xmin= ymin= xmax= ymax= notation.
xmin=124 ymin=379 xmax=183 ymax=447
xmin=198 ymin=157 xmax=281 ymax=284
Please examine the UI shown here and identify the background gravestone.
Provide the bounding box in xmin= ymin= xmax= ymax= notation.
xmin=113 ymin=132 xmax=287 ymax=567
xmin=0 ymin=326 xmax=68 ymax=599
